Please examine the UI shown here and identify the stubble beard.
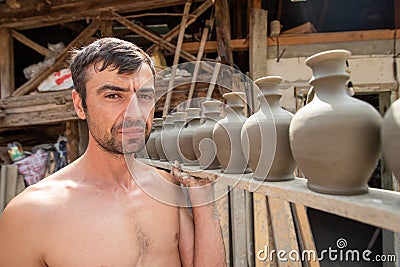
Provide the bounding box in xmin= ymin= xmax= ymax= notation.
xmin=87 ymin=114 xmax=151 ymax=155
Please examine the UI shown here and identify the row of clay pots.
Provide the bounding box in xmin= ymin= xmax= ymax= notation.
xmin=142 ymin=49 xmax=400 ymax=196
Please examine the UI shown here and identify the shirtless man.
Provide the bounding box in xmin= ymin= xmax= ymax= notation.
xmin=0 ymin=38 xmax=226 ymax=267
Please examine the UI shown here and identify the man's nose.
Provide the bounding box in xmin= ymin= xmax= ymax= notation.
xmin=125 ymin=95 xmax=143 ymax=120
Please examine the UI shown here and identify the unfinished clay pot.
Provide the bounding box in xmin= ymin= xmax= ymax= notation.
xmin=159 ymin=115 xmax=175 ymax=162
xmin=382 ymin=99 xmax=400 ymax=182
xmin=178 ymin=108 xmax=201 ymax=166
xmin=146 ymin=118 xmax=162 ymax=160
xmin=213 ymin=92 xmax=248 ymax=174
xmin=155 ymin=116 xmax=168 ymax=162
xmin=193 ymin=100 xmax=222 ymax=170
xmin=162 ymin=112 xmax=186 ymax=163
xmin=289 ymin=49 xmax=382 ymax=195
xmin=241 ymin=76 xmax=295 ymax=181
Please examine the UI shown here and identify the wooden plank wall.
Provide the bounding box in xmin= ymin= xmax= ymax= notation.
xmin=0 ymin=28 xmax=14 ymax=99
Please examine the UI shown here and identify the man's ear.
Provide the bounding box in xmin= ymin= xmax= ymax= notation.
xmin=72 ymin=89 xmax=86 ymax=120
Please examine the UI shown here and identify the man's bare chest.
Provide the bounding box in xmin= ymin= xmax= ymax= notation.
xmin=41 ymin=196 xmax=180 ymax=267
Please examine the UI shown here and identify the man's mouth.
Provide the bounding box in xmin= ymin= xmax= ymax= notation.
xmin=120 ymin=127 xmax=145 ymax=139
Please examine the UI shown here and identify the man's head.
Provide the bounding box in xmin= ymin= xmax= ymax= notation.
xmin=70 ymin=38 xmax=156 ymax=155
xmin=70 ymin=37 xmax=155 ymax=111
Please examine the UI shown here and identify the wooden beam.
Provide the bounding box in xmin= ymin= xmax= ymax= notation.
xmin=100 ymin=17 xmax=113 ymax=37
xmin=163 ymin=0 xmax=192 ymax=117
xmin=0 ymin=104 xmax=77 ymax=129
xmin=395 ymin=0 xmax=400 ymax=29
xmin=12 ymin=20 xmax=101 ymax=96
xmin=10 ymin=29 xmax=51 ymax=57
xmin=146 ymin=0 xmax=214 ymax=55
xmin=215 ymin=0 xmax=233 ymax=66
xmin=113 ymin=12 xmax=197 ymax=63
xmin=66 ymin=120 xmax=79 ymax=163
xmin=179 ymin=29 xmax=400 ymax=53
xmin=0 ymin=28 xmax=14 ymax=99
xmin=249 ymin=8 xmax=268 ymax=81
xmin=0 ymin=0 xmax=188 ymax=30
xmin=6 ymin=0 xmax=20 ymax=9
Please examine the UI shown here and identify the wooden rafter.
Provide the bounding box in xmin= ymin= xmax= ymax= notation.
xmin=112 ymin=12 xmax=197 ymax=63
xmin=12 ymin=19 xmax=101 ymax=96
xmin=10 ymin=29 xmax=51 ymax=57
xmin=146 ymin=0 xmax=214 ymax=55
xmin=0 ymin=0 xmax=189 ymax=30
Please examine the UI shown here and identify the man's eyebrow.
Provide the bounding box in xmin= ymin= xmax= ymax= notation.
xmin=137 ymin=87 xmax=155 ymax=93
xmin=96 ymin=84 xmax=129 ymax=94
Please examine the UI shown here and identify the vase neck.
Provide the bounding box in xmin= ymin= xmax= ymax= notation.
xmin=312 ymin=76 xmax=349 ymax=99
xmin=259 ymin=93 xmax=281 ymax=109
xmin=204 ymin=112 xmax=221 ymax=121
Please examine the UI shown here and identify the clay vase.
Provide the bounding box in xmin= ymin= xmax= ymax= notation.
xmin=382 ymin=99 xmax=400 ymax=182
xmin=155 ymin=117 xmax=168 ymax=162
xmin=193 ymin=101 xmax=222 ymax=170
xmin=159 ymin=114 xmax=175 ymax=162
xmin=241 ymin=76 xmax=295 ymax=181
xmin=178 ymin=108 xmax=201 ymax=166
xmin=146 ymin=118 xmax=162 ymax=160
xmin=289 ymin=49 xmax=382 ymax=195
xmin=213 ymin=92 xmax=248 ymax=174
xmin=162 ymin=112 xmax=186 ymax=163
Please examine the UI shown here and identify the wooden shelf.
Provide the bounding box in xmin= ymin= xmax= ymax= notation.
xmin=139 ymin=158 xmax=400 ymax=233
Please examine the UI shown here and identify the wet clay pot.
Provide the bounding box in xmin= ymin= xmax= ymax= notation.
xmin=155 ymin=116 xmax=168 ymax=162
xmin=213 ymin=92 xmax=248 ymax=174
xmin=193 ymin=100 xmax=222 ymax=170
xmin=289 ymin=49 xmax=382 ymax=195
xmin=146 ymin=118 xmax=163 ymax=160
xmin=241 ymin=76 xmax=295 ymax=181
xmin=159 ymin=115 xmax=175 ymax=162
xmin=162 ymin=112 xmax=186 ymax=163
xmin=178 ymin=108 xmax=201 ymax=166
xmin=382 ymin=99 xmax=400 ymax=182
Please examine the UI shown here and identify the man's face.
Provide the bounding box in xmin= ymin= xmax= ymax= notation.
xmin=83 ymin=63 xmax=155 ymax=155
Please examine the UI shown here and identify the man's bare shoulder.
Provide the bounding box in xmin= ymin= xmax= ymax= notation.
xmin=2 ymin=163 xmax=79 ymax=221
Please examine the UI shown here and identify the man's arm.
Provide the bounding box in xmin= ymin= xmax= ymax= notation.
xmin=0 ymin=197 xmax=44 ymax=267
xmin=172 ymin=163 xmax=227 ymax=267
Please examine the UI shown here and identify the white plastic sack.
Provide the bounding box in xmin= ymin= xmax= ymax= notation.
xmin=38 ymin=68 xmax=73 ymax=92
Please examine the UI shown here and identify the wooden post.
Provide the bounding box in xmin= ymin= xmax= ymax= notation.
xmin=146 ymin=0 xmax=214 ymax=55
xmin=230 ymin=188 xmax=248 ymax=267
xmin=0 ymin=27 xmax=14 ymax=99
xmin=10 ymin=29 xmax=51 ymax=57
xmin=162 ymin=0 xmax=192 ymax=116
xmin=78 ymin=120 xmax=89 ymax=156
xmin=100 ymin=18 xmax=113 ymax=37
xmin=248 ymin=6 xmax=271 ymax=267
xmin=187 ymin=19 xmax=213 ymax=109
xmin=215 ymin=0 xmax=234 ymax=67
xmin=66 ymin=120 xmax=79 ymax=163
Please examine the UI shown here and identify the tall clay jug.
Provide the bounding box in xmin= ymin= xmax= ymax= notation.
xmin=382 ymin=99 xmax=400 ymax=182
xmin=193 ymin=100 xmax=222 ymax=169
xmin=213 ymin=92 xmax=248 ymax=174
xmin=155 ymin=116 xmax=168 ymax=162
xmin=160 ymin=115 xmax=175 ymax=162
xmin=162 ymin=112 xmax=186 ymax=163
xmin=241 ymin=76 xmax=295 ymax=181
xmin=289 ymin=49 xmax=382 ymax=195
xmin=179 ymin=108 xmax=201 ymax=166
xmin=146 ymin=118 xmax=162 ymax=160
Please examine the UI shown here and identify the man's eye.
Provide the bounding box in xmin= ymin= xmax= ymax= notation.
xmin=105 ymin=94 xmax=120 ymax=99
xmin=138 ymin=94 xmax=153 ymax=100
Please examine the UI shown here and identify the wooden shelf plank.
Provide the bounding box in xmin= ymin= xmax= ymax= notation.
xmin=180 ymin=29 xmax=399 ymax=54
xmin=139 ymin=158 xmax=400 ymax=233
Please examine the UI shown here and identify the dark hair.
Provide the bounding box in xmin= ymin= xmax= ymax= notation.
xmin=69 ymin=37 xmax=155 ymax=110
